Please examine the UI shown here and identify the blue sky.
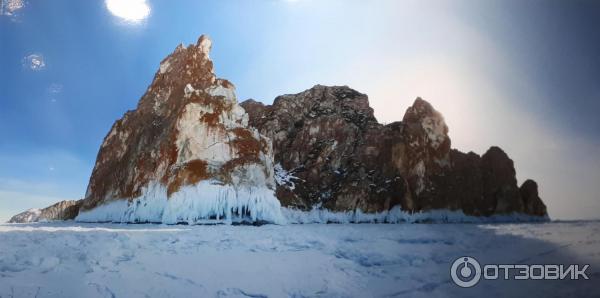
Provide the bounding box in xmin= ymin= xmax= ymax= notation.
xmin=1 ymin=0 xmax=599 ymax=221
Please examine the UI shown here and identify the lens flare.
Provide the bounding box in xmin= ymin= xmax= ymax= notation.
xmin=105 ymin=0 xmax=150 ymax=23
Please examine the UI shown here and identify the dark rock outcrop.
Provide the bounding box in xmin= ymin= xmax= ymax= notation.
xmin=8 ymin=200 xmax=82 ymax=223
xmin=520 ymin=179 xmax=547 ymax=216
xmin=242 ymin=86 xmax=398 ymax=212
xmin=241 ymin=85 xmax=548 ymax=218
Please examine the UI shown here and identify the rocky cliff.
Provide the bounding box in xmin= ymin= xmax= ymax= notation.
xmin=74 ymin=35 xmax=284 ymax=224
xmin=7 ymin=35 xmax=547 ymax=224
xmin=241 ymin=85 xmax=547 ymax=218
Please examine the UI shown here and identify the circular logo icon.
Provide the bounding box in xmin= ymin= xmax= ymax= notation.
xmin=451 ymin=256 xmax=482 ymax=288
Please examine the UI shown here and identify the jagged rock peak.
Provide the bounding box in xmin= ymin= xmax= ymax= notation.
xmin=197 ymin=34 xmax=212 ymax=57
xmin=75 ymin=34 xmax=284 ymax=224
xmin=405 ymin=97 xmax=436 ymax=116
xmin=151 ymin=34 xmax=222 ymax=98
xmin=402 ymin=97 xmax=450 ymax=150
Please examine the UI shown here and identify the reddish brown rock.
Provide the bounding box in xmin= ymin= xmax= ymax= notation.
xmin=75 ymin=35 xmax=284 ymax=224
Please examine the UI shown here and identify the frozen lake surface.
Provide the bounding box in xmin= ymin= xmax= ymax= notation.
xmin=0 ymin=221 xmax=599 ymax=297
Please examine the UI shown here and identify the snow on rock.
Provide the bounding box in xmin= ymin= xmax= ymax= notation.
xmin=183 ymin=83 xmax=195 ymax=96
xmin=159 ymin=57 xmax=171 ymax=74
xmin=421 ymin=115 xmax=447 ymax=149
xmin=205 ymin=84 xmax=236 ymax=102
xmin=274 ymin=163 xmax=300 ymax=190
xmin=77 ymin=34 xmax=283 ymax=224
xmin=410 ymin=160 xmax=426 ymax=195
xmin=175 ymin=102 xmax=233 ymax=164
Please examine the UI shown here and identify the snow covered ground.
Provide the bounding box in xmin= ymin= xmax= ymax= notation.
xmin=0 ymin=221 xmax=599 ymax=298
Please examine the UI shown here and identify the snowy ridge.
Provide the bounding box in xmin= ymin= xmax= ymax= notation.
xmin=76 ymin=181 xmax=285 ymax=225
xmin=282 ymin=206 xmax=550 ymax=224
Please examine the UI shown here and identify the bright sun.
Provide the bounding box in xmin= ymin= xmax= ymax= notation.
xmin=105 ymin=0 xmax=150 ymax=23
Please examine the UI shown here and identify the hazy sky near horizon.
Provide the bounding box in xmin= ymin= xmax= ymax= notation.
xmin=1 ymin=0 xmax=599 ymax=221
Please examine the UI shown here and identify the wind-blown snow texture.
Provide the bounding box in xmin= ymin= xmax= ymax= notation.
xmin=1 ymin=222 xmax=599 ymax=297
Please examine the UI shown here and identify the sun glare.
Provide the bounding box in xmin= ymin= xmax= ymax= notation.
xmin=105 ymin=0 xmax=150 ymax=23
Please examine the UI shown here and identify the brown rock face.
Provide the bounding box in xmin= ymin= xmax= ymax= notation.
xmin=241 ymin=85 xmax=548 ymax=218
xmin=8 ymin=200 xmax=82 ymax=223
xmin=243 ymin=86 xmax=405 ymax=213
xmin=74 ymin=35 xmax=283 ymax=224
xmin=398 ymin=97 xmax=452 ymax=211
